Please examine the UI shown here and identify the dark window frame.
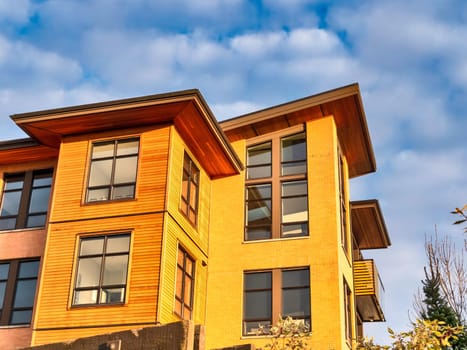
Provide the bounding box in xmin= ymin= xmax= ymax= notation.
xmin=86 ymin=138 xmax=140 ymax=203
xmin=180 ymin=153 xmax=200 ymax=226
xmin=338 ymin=151 xmax=350 ymax=256
xmin=72 ymin=233 xmax=130 ymax=306
xmin=0 ymin=169 xmax=53 ymax=231
xmin=245 ymin=127 xmax=308 ymax=241
xmin=0 ymin=258 xmax=40 ymax=326
xmin=344 ymin=279 xmax=353 ymax=343
xmin=174 ymin=246 xmax=195 ymax=320
xmin=243 ymin=267 xmax=310 ymax=336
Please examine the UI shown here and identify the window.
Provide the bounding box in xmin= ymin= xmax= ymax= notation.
xmin=243 ymin=267 xmax=310 ymax=336
xmin=180 ymin=153 xmax=200 ymax=225
xmin=245 ymin=131 xmax=308 ymax=240
xmin=0 ymin=169 xmax=53 ymax=230
xmin=86 ymin=138 xmax=139 ymax=202
xmin=338 ymin=152 xmax=349 ymax=254
xmin=344 ymin=279 xmax=353 ymax=343
xmin=175 ymin=246 xmax=195 ymax=320
xmin=0 ymin=259 xmax=40 ymax=325
xmin=73 ymin=234 xmax=130 ymax=306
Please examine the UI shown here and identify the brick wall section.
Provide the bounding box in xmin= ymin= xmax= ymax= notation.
xmin=21 ymin=321 xmax=201 ymax=350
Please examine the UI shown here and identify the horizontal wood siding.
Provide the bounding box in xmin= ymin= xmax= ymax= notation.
xmin=50 ymin=125 xmax=170 ymax=223
xmin=32 ymin=213 xmax=164 ymax=346
xmin=353 ymin=260 xmax=376 ymax=295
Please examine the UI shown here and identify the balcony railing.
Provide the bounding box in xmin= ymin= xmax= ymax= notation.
xmin=353 ymin=259 xmax=385 ymax=322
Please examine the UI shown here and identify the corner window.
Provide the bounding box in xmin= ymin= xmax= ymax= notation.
xmin=86 ymin=138 xmax=139 ymax=202
xmin=175 ymin=246 xmax=195 ymax=320
xmin=0 ymin=259 xmax=40 ymax=325
xmin=180 ymin=153 xmax=199 ymax=225
xmin=73 ymin=234 xmax=130 ymax=306
xmin=245 ymin=130 xmax=308 ymax=241
xmin=243 ymin=267 xmax=310 ymax=336
xmin=0 ymin=169 xmax=53 ymax=230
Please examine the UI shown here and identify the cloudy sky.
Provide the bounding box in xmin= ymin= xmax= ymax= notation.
xmin=1 ymin=0 xmax=466 ymax=344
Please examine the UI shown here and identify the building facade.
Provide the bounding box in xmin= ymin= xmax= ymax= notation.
xmin=0 ymin=84 xmax=389 ymax=350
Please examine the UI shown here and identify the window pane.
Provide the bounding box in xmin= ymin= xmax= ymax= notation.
xmin=0 ymin=263 xmax=9 ymax=279
xmin=117 ymin=140 xmax=139 ymax=156
xmin=26 ymin=214 xmax=47 ymax=228
xmin=282 ymin=181 xmax=307 ymax=197
xmin=247 ymin=166 xmax=272 ymax=180
xmin=33 ymin=176 xmax=52 ymax=187
xmin=184 ymin=277 xmax=192 ymax=305
xmin=282 ymin=133 xmax=306 ymax=163
xmin=28 ymin=187 xmax=51 ymax=213
xmin=4 ymin=180 xmax=23 ymax=191
xmin=89 ymin=159 xmax=112 ymax=187
xmin=282 ymin=269 xmax=309 ymax=288
xmin=74 ymin=290 xmax=98 ymax=305
xmin=0 ymin=281 xmax=6 ymax=306
xmin=114 ymin=157 xmax=137 ymax=184
xmin=76 ymin=257 xmax=101 ymax=287
xmin=282 ymin=162 xmax=306 ymax=176
xmin=245 ymin=272 xmax=271 ymax=290
xmin=176 ymin=268 xmax=184 ymax=298
xmin=100 ymin=287 xmax=125 ymax=303
xmin=102 ymin=255 xmax=128 ymax=285
xmin=247 ymin=199 xmax=272 ymax=225
xmin=244 ymin=290 xmax=271 ymax=319
xmin=92 ymin=142 xmax=114 ymax=159
xmin=246 ymin=227 xmax=271 ymax=240
xmin=18 ymin=261 xmax=39 ymax=278
xmin=106 ymin=235 xmax=130 ymax=254
xmin=185 ymin=257 xmax=194 ymax=276
xmin=0 ymin=218 xmax=16 ymax=230
xmin=111 ymin=185 xmax=135 ymax=200
xmin=282 ymin=289 xmax=310 ymax=317
xmin=282 ymin=197 xmax=308 ymax=223
xmin=1 ymin=191 xmax=22 ymax=216
xmin=13 ymin=279 xmax=37 ymax=308
xmin=246 ymin=184 xmax=271 ymax=200
xmin=244 ymin=321 xmax=271 ymax=335
xmin=10 ymin=310 xmax=32 ymax=325
xmin=282 ymin=223 xmax=308 ymax=236
xmin=247 ymin=143 xmax=271 ymax=166
xmin=87 ymin=188 xmax=110 ymax=202
xmin=80 ymin=237 xmax=104 ymax=255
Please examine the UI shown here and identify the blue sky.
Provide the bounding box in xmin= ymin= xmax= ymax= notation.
xmin=1 ymin=0 xmax=466 ymax=344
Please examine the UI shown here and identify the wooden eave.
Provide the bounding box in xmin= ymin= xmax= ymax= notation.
xmin=0 ymin=138 xmax=58 ymax=165
xmin=351 ymin=199 xmax=391 ymax=250
xmin=220 ymin=83 xmax=376 ymax=178
xmin=11 ymin=90 xmax=243 ymax=178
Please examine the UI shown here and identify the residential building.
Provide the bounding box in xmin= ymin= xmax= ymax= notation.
xmin=0 ymin=84 xmax=390 ymax=350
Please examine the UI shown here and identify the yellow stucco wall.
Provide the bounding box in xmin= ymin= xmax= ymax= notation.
xmin=206 ymin=117 xmax=355 ymax=350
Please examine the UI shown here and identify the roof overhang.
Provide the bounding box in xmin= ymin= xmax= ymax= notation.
xmin=11 ymin=90 xmax=243 ymax=178
xmin=220 ymin=83 xmax=376 ymax=178
xmin=351 ymin=199 xmax=391 ymax=249
xmin=0 ymin=138 xmax=58 ymax=166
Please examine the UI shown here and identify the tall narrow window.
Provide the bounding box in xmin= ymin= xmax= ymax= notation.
xmin=87 ymin=138 xmax=139 ymax=202
xmin=243 ymin=267 xmax=310 ymax=336
xmin=73 ymin=234 xmax=130 ymax=306
xmin=338 ymin=153 xmax=349 ymax=254
xmin=0 ymin=169 xmax=53 ymax=230
xmin=180 ymin=153 xmax=199 ymax=225
xmin=344 ymin=279 xmax=353 ymax=343
xmin=245 ymin=130 xmax=307 ymax=241
xmin=175 ymin=247 xmax=195 ymax=320
xmin=0 ymin=259 xmax=40 ymax=325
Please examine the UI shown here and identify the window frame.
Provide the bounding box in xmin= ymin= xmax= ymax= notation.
xmin=243 ymin=267 xmax=310 ymax=336
xmin=343 ymin=279 xmax=353 ymax=344
xmin=180 ymin=153 xmax=200 ymax=226
xmin=174 ymin=245 xmax=195 ymax=320
xmin=0 ymin=169 xmax=53 ymax=231
xmin=338 ymin=150 xmax=350 ymax=256
xmin=86 ymin=137 xmax=140 ymax=203
xmin=245 ymin=126 xmax=308 ymax=241
xmin=72 ymin=233 xmax=131 ymax=307
xmin=0 ymin=258 xmax=40 ymax=326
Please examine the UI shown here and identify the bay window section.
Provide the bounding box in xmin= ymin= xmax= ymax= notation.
xmin=245 ymin=129 xmax=308 ymax=241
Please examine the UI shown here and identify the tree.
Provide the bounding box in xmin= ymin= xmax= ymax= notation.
xmin=258 ymin=316 xmax=311 ymax=350
xmin=358 ymin=319 xmax=464 ymax=350
xmin=451 ymin=205 xmax=467 ymax=234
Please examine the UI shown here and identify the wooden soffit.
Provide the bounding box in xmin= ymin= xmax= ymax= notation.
xmin=11 ymin=90 xmax=243 ymax=178
xmin=220 ymin=83 xmax=376 ymax=178
xmin=0 ymin=138 xmax=58 ymax=165
xmin=351 ymin=199 xmax=391 ymax=250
